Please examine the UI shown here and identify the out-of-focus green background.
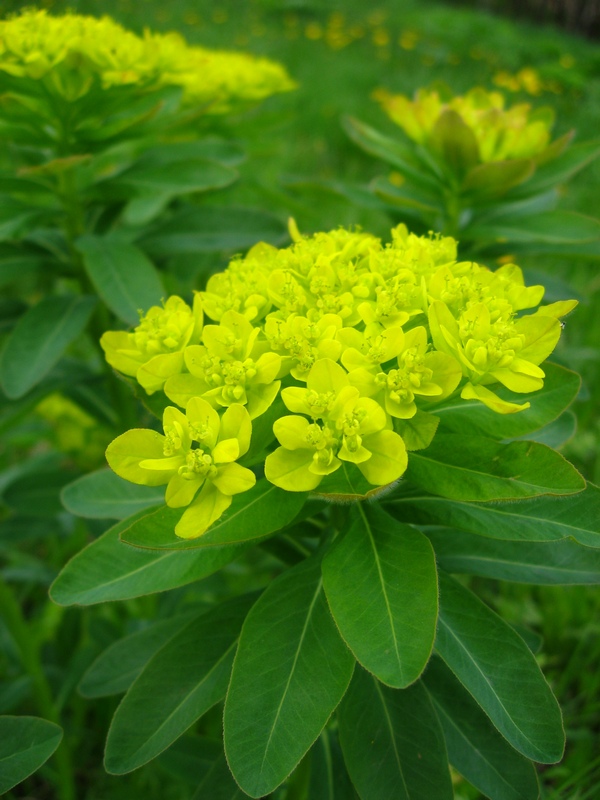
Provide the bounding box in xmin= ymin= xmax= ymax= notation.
xmin=2 ymin=2 xmax=599 ymax=797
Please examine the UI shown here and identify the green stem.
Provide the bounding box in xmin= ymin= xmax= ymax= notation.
xmin=442 ymin=189 xmax=462 ymax=238
xmin=0 ymin=579 xmax=76 ymax=800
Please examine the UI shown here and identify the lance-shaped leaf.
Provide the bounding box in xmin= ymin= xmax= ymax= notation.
xmin=342 ymin=116 xmax=440 ymax=191
xmin=385 ymin=483 xmax=600 ymax=546
xmin=461 ymin=158 xmax=534 ymax=198
xmin=76 ymin=235 xmax=163 ymax=326
xmin=427 ymin=527 xmax=600 ymax=584
xmin=0 ymin=716 xmax=63 ymax=794
xmin=435 ymin=572 xmax=564 ymax=763
xmin=510 ymin=138 xmax=600 ymax=197
xmin=224 ymin=555 xmax=355 ymax=798
xmin=406 ymin=434 xmax=584 ymax=502
xmin=79 ymin=612 xmax=200 ymax=698
xmin=105 ymin=157 xmax=237 ymax=198
xmin=468 ymin=210 xmax=600 ymax=248
xmin=192 ymin=752 xmax=248 ymax=800
xmin=322 ymin=504 xmax=437 ymax=688
xmin=121 ymin=480 xmax=307 ymax=550
xmin=50 ymin=510 xmax=243 ymax=605
xmin=158 ymin=736 xmax=222 ymax=790
xmin=430 ymin=109 xmax=480 ymax=177
xmin=433 ymin=363 xmax=580 ymax=440
xmin=105 ymin=595 xmax=253 ymax=774
xmin=140 ymin=206 xmax=287 ymax=257
xmin=62 ymin=469 xmax=164 ymax=520
xmin=423 ymin=657 xmax=540 ymax=800
xmin=0 ymin=295 xmax=96 ymax=399
xmin=309 ymin=729 xmax=357 ymax=800
xmin=338 ymin=669 xmax=453 ymax=800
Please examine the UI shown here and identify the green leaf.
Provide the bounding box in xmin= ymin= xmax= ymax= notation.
xmin=0 ymin=295 xmax=96 ymax=399
xmin=109 ymin=158 xmax=237 ymax=197
xmin=512 ymin=138 xmax=600 ymax=197
xmin=49 ymin=510 xmax=243 ymax=605
xmin=138 ymin=139 xmax=245 ymax=168
xmin=0 ymin=251 xmax=45 ymax=288
xmin=4 ymin=466 xmax=77 ymax=517
xmin=393 ymin=410 xmax=439 ymax=451
xmin=468 ymin=210 xmax=600 ymax=248
xmin=224 ymin=556 xmax=355 ymax=798
xmin=423 ymin=657 xmax=540 ymax=800
xmin=0 ymin=716 xmax=63 ymax=794
xmin=371 ymin=176 xmax=441 ymax=216
xmin=513 ymin=410 xmax=576 ymax=450
xmin=342 ymin=116 xmax=440 ymax=191
xmin=386 ymin=483 xmax=600 ymax=546
xmin=192 ymin=752 xmax=248 ymax=800
xmin=435 ymin=572 xmax=564 ymax=763
xmin=0 ymin=200 xmax=44 ymax=242
xmin=140 ymin=206 xmax=287 ymax=257
xmin=105 ymin=595 xmax=253 ymax=774
xmin=322 ymin=504 xmax=437 ymax=688
xmin=432 ymin=363 xmax=580 ymax=440
xmin=62 ymin=469 xmax=165 ymax=520
xmin=427 ymin=527 xmax=600 ymax=584
xmin=79 ymin=612 xmax=199 ymax=698
xmin=406 ymin=434 xmax=584 ymax=502
xmin=430 ymin=109 xmax=480 ymax=176
xmin=315 ymin=462 xmax=379 ymax=500
xmin=158 ymin=736 xmax=222 ymax=788
xmin=309 ymin=729 xmax=357 ymax=800
xmin=120 ymin=480 xmax=307 ymax=550
xmin=337 ymin=669 xmax=453 ymax=800
xmin=76 ymin=235 xmax=164 ymax=326
xmin=461 ymin=159 xmax=534 ymax=199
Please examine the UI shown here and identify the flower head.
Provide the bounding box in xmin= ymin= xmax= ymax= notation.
xmin=101 ymin=294 xmax=203 ymax=395
xmin=377 ymin=86 xmax=555 ymax=163
xmin=0 ymin=10 xmax=295 ymax=110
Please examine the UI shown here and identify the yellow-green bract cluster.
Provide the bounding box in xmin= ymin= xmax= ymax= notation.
xmin=0 ymin=10 xmax=295 ymax=110
xmin=376 ymin=86 xmax=556 ymax=163
xmin=102 ymin=223 xmax=574 ymax=538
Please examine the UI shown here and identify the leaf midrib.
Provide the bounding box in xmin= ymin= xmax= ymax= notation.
xmin=427 ymin=692 xmax=528 ymax=799
xmin=410 ymin=450 xmax=555 ymax=495
xmin=373 ymin=680 xmax=410 ymax=799
xmin=110 ymin=639 xmax=237 ymax=771
xmin=358 ymin=503 xmax=404 ymax=682
xmin=387 ymin=495 xmax=597 ymax=537
xmin=257 ymin=578 xmax=323 ymax=782
xmin=437 ymin=616 xmax=531 ymax=754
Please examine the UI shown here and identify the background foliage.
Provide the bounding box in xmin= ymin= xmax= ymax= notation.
xmin=1 ymin=1 xmax=599 ymax=799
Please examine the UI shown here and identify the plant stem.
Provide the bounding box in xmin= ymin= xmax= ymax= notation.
xmin=0 ymin=579 xmax=76 ymax=800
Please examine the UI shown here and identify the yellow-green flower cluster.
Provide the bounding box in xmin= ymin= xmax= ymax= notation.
xmin=104 ymin=222 xmax=574 ymax=538
xmin=0 ymin=10 xmax=295 ymax=109
xmin=376 ymin=86 xmax=555 ymax=163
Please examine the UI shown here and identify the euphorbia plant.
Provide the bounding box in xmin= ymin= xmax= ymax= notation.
xmin=344 ymin=85 xmax=600 ymax=261
xmin=0 ymin=9 xmax=294 ymax=408
xmin=48 ymin=221 xmax=600 ymax=800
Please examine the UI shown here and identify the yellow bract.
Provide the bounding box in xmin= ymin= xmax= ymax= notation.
xmin=106 ymin=399 xmax=255 ymax=538
xmin=101 ymin=294 xmax=203 ymax=395
xmin=377 ymin=86 xmax=555 ymax=163
xmin=103 ymin=221 xmax=575 ymax=531
xmin=0 ymin=10 xmax=295 ymax=109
